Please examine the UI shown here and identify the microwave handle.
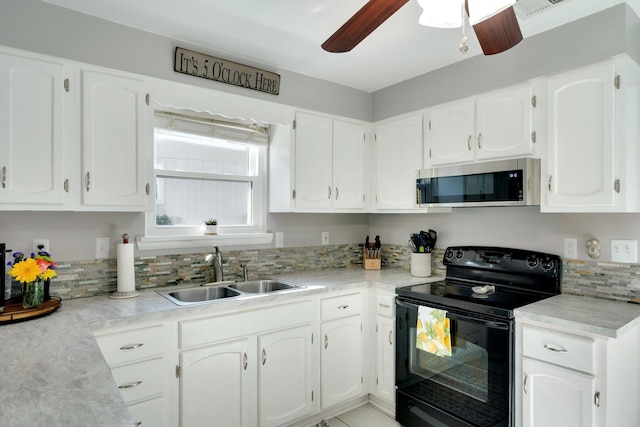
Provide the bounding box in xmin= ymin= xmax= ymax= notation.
xmin=396 ymin=299 xmax=510 ymax=330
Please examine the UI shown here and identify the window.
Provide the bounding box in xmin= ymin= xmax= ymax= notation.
xmin=144 ymin=111 xmax=269 ymax=244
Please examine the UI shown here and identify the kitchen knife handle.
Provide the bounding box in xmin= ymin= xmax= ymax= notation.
xmin=328 ymin=186 xmax=332 ymax=199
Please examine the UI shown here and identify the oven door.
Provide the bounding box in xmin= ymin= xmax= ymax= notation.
xmin=395 ymin=298 xmax=513 ymax=427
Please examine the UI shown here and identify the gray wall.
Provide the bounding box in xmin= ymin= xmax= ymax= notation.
xmin=372 ymin=3 xmax=640 ymax=121
xmin=0 ymin=0 xmax=371 ymax=121
xmin=1 ymin=1 xmax=640 ymax=266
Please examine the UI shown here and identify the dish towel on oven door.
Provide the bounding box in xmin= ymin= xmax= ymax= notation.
xmin=416 ymin=306 xmax=452 ymax=356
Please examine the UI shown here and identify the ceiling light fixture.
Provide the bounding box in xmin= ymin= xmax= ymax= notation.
xmin=417 ymin=0 xmax=522 ymax=55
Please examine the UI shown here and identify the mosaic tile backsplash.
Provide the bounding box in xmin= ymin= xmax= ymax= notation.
xmin=16 ymin=244 xmax=640 ymax=304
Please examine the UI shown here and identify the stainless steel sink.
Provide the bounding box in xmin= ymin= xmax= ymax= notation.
xmin=228 ymin=280 xmax=299 ymax=294
xmin=161 ymin=286 xmax=242 ymax=305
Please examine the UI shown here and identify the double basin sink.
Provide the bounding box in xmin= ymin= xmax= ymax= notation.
xmin=158 ymin=279 xmax=303 ymax=306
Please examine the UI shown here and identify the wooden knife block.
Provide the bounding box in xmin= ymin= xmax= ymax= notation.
xmin=363 ymin=246 xmax=381 ymax=270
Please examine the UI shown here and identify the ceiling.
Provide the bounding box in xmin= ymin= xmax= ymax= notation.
xmin=40 ymin=0 xmax=637 ymax=92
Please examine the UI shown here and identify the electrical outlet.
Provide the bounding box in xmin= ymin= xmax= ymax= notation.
xmin=563 ymin=238 xmax=577 ymax=260
xmin=33 ymin=239 xmax=50 ymax=254
xmin=322 ymin=232 xmax=329 ymax=245
xmin=611 ymin=239 xmax=638 ymax=263
xmin=275 ymin=232 xmax=284 ymax=248
xmin=96 ymin=237 xmax=110 ymax=259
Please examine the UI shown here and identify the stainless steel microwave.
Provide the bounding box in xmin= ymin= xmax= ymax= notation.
xmin=416 ymin=158 xmax=540 ymax=208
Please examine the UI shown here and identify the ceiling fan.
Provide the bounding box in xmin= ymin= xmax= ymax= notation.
xmin=322 ymin=0 xmax=523 ymax=55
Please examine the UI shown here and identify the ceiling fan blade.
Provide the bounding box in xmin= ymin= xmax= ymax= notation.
xmin=472 ymin=6 xmax=523 ymax=55
xmin=322 ymin=0 xmax=409 ymax=53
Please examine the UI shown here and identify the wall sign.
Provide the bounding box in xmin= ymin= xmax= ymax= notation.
xmin=174 ymin=47 xmax=280 ymax=95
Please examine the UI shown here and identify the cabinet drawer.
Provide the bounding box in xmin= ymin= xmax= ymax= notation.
xmin=376 ymin=293 xmax=395 ymax=317
xmin=95 ymin=325 xmax=164 ymax=367
xmin=180 ymin=300 xmax=312 ymax=349
xmin=111 ymin=358 xmax=164 ymax=404
xmin=128 ymin=396 xmax=166 ymax=427
xmin=321 ymin=292 xmax=362 ymax=321
xmin=522 ymin=325 xmax=596 ymax=374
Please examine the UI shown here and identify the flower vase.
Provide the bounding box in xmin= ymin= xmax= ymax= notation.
xmin=22 ymin=280 xmax=44 ymax=309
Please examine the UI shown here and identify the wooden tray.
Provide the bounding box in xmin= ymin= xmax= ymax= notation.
xmin=0 ymin=297 xmax=62 ymax=324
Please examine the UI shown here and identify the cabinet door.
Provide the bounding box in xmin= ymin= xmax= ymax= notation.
xmin=429 ymin=99 xmax=475 ymax=166
xmin=294 ymin=112 xmax=333 ymax=209
xmin=0 ymin=53 xmax=66 ymax=205
xmin=544 ymin=62 xmax=616 ymax=211
xmin=374 ymin=114 xmax=422 ymax=210
xmin=375 ymin=315 xmax=395 ymax=404
xmin=180 ymin=338 xmax=251 ymax=427
xmin=81 ymin=69 xmax=150 ymax=208
xmin=321 ymin=315 xmax=363 ymax=408
xmin=258 ymin=325 xmax=313 ymax=427
xmin=476 ymin=84 xmax=535 ymax=160
xmin=522 ymin=358 xmax=596 ymax=427
xmin=332 ymin=119 xmax=366 ymax=209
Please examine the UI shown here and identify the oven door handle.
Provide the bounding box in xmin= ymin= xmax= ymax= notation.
xmin=396 ymin=299 xmax=510 ymax=330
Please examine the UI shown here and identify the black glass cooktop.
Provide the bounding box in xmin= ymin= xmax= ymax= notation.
xmin=396 ymin=279 xmax=554 ymax=320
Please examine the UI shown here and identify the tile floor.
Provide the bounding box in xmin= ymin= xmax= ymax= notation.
xmin=320 ymin=404 xmax=401 ymax=427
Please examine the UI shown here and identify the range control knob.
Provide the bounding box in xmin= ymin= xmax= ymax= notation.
xmin=455 ymin=250 xmax=464 ymax=259
xmin=541 ymin=257 xmax=554 ymax=271
xmin=445 ymin=249 xmax=454 ymax=260
xmin=526 ymin=255 xmax=539 ymax=269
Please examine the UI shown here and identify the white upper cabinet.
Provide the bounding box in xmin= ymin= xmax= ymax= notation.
xmin=428 ymin=99 xmax=476 ymax=166
xmin=0 ymin=51 xmax=69 ymax=206
xmin=373 ymin=114 xmax=423 ymax=210
xmin=427 ymin=83 xmax=537 ymax=167
xmin=81 ymin=68 xmax=151 ymax=209
xmin=542 ymin=56 xmax=640 ymax=212
xmin=293 ymin=111 xmax=366 ymax=211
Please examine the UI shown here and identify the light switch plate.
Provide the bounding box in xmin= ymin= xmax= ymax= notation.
xmin=33 ymin=239 xmax=50 ymax=254
xmin=275 ymin=232 xmax=284 ymax=248
xmin=96 ymin=237 xmax=110 ymax=259
xmin=611 ymin=239 xmax=638 ymax=263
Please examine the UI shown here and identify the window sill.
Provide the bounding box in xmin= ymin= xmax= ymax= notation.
xmin=136 ymin=233 xmax=273 ymax=251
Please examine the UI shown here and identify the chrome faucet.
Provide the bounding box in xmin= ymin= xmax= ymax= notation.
xmin=205 ymin=245 xmax=224 ymax=282
xmin=241 ymin=264 xmax=249 ymax=281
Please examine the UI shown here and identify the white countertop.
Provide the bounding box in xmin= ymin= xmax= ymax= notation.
xmin=515 ymin=294 xmax=640 ymax=338
xmin=0 ymin=268 xmax=439 ymax=427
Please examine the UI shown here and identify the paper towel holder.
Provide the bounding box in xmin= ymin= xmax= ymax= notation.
xmin=109 ymin=233 xmax=140 ymax=299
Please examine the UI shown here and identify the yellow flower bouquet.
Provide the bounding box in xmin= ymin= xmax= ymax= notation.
xmin=8 ymin=251 xmax=57 ymax=309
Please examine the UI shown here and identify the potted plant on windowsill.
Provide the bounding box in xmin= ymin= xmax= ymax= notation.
xmin=204 ymin=218 xmax=219 ymax=235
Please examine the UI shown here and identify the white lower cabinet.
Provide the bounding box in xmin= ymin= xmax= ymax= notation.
xmin=522 ymin=357 xmax=596 ymax=427
xmin=517 ymin=321 xmax=640 ymax=427
xmin=180 ymin=338 xmax=251 ymax=427
xmin=178 ymin=300 xmax=314 ymax=427
xmin=372 ymin=290 xmax=395 ymax=410
xmin=320 ymin=291 xmax=366 ymax=409
xmin=93 ymin=323 xmax=173 ymax=427
xmin=258 ymin=325 xmax=314 ymax=427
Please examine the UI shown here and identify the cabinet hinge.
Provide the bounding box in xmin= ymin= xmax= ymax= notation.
xmin=531 ymin=95 xmax=537 ymax=108
xmin=615 ymin=75 xmax=621 ymax=90
xmin=293 ymin=119 xmax=297 ymax=130
xmin=615 ymin=179 xmax=621 ymax=193
xmin=175 ymin=365 xmax=181 ymax=378
xmin=145 ymin=93 xmax=150 ymax=105
xmin=292 ymin=189 xmax=296 ymax=200
xmin=531 ymin=131 xmax=537 ymax=143
xmin=64 ymin=78 xmax=70 ymax=92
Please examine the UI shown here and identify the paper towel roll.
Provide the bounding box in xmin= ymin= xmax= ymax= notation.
xmin=116 ymin=243 xmax=136 ymax=293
